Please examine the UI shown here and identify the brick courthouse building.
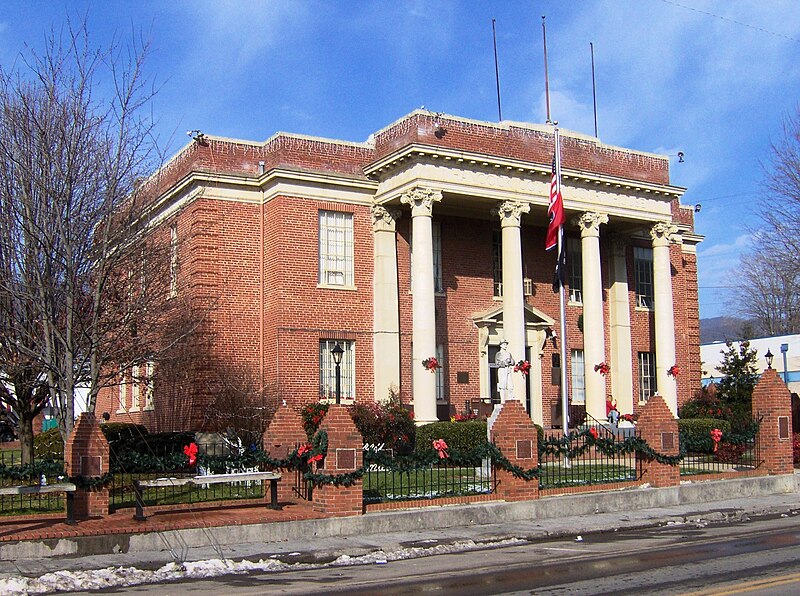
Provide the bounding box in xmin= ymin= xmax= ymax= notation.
xmin=97 ymin=110 xmax=702 ymax=430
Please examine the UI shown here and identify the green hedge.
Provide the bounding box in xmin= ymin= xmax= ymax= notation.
xmin=415 ymin=420 xmax=488 ymax=454
xmin=33 ymin=427 xmax=63 ymax=460
xmin=678 ymin=418 xmax=731 ymax=454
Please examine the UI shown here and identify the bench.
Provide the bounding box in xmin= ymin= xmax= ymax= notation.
xmin=133 ymin=471 xmax=281 ymax=521
xmin=0 ymin=482 xmax=77 ymax=524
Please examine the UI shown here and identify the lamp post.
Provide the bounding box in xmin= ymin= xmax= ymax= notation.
xmin=331 ymin=342 xmax=344 ymax=405
xmin=765 ymin=349 xmax=774 ymax=370
xmin=781 ymin=343 xmax=789 ymax=383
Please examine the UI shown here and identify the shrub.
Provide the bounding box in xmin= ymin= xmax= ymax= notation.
xmin=350 ymin=400 xmax=415 ymax=455
xmin=793 ymin=433 xmax=800 ymax=466
xmin=415 ymin=420 xmax=488 ymax=454
xmin=678 ymin=418 xmax=732 ymax=454
xmin=101 ymin=423 xmax=149 ymax=454
xmin=300 ymin=402 xmax=329 ymax=438
xmin=129 ymin=431 xmax=195 ymax=456
xmin=33 ymin=427 xmax=63 ymax=460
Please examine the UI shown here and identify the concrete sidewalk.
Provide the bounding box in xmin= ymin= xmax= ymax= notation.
xmin=1 ymin=473 xmax=799 ymax=579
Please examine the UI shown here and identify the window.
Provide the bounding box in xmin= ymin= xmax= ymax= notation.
xmin=130 ymin=365 xmax=140 ymax=411
xmin=117 ymin=368 xmax=127 ymax=413
xmin=638 ymin=352 xmax=657 ymax=402
xmin=435 ymin=343 xmax=444 ymax=401
xmin=634 ymin=246 xmax=654 ymax=308
xmin=410 ymin=221 xmax=443 ymax=293
xmin=170 ymin=224 xmax=178 ymax=299
xmin=492 ymin=230 xmax=502 ymax=297
xmin=319 ymin=210 xmax=354 ymax=287
xmin=567 ymin=237 xmax=583 ymax=303
xmin=144 ymin=361 xmax=155 ymax=410
xmin=571 ymin=349 xmax=586 ymax=404
xmin=319 ymin=340 xmax=355 ymax=402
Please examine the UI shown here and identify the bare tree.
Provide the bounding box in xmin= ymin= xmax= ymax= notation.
xmin=726 ymin=234 xmax=800 ymax=336
xmin=725 ymin=108 xmax=800 ymax=338
xmin=0 ymin=21 xmax=182 ymax=460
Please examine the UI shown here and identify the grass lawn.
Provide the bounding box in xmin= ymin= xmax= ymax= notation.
xmin=363 ymin=465 xmax=493 ymax=503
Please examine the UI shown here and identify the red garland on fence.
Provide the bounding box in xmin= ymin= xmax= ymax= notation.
xmin=183 ymin=442 xmax=198 ymax=466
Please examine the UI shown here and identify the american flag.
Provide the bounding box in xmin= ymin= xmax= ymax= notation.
xmin=545 ymin=154 xmax=565 ymax=251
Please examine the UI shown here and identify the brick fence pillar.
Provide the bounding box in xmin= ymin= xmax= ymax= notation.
xmin=752 ymin=368 xmax=794 ymax=475
xmin=635 ymin=395 xmax=680 ymax=488
xmin=262 ymin=404 xmax=309 ymax=503
xmin=488 ymin=400 xmax=538 ymax=501
xmin=312 ymin=405 xmax=363 ymax=516
xmin=64 ymin=413 xmax=110 ymax=518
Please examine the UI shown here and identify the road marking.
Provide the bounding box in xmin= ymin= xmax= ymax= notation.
xmin=680 ymin=571 xmax=800 ymax=595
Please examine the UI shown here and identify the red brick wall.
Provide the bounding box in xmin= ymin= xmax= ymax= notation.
xmin=635 ymin=395 xmax=680 ymax=487
xmin=64 ymin=414 xmax=110 ymax=518
xmin=312 ymin=404 xmax=363 ymax=516
xmin=489 ymin=400 xmax=539 ymax=500
xmin=752 ymin=369 xmax=794 ymax=475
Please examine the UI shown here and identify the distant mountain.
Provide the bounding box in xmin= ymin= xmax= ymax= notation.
xmin=699 ymin=317 xmax=754 ymax=344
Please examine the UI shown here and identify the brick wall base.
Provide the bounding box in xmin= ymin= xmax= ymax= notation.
xmin=312 ymin=405 xmax=363 ymax=516
xmin=64 ymin=414 xmax=111 ymax=518
xmin=263 ymin=405 xmax=309 ymax=503
xmin=488 ymin=400 xmax=539 ymax=501
xmin=753 ymin=369 xmax=794 ymax=476
xmin=635 ymin=395 xmax=680 ymax=488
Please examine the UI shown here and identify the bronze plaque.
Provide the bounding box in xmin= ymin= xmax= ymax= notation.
xmin=456 ymin=372 xmax=469 ymax=384
xmin=336 ymin=448 xmax=356 ymax=470
xmin=779 ymin=416 xmax=790 ymax=440
xmin=661 ymin=432 xmax=675 ymax=450
xmin=516 ymin=439 xmax=533 ymax=460
xmin=80 ymin=455 xmax=102 ymax=476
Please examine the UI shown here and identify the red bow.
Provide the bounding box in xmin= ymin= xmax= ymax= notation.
xmin=183 ymin=442 xmax=198 ymax=466
xmin=432 ymin=438 xmax=449 ymax=459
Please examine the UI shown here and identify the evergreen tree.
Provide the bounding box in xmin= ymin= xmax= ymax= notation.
xmin=715 ymin=341 xmax=759 ymax=421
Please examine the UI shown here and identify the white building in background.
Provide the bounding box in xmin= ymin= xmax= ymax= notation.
xmin=701 ymin=334 xmax=800 ymax=397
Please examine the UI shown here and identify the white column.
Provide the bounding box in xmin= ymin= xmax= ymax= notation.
xmin=575 ymin=211 xmax=608 ymax=422
xmin=651 ymin=221 xmax=679 ymax=416
xmin=608 ymin=237 xmax=634 ymax=415
xmin=495 ymin=200 xmax=530 ymax=403
xmin=401 ymin=188 xmax=441 ymax=424
xmin=372 ymin=205 xmax=401 ymax=403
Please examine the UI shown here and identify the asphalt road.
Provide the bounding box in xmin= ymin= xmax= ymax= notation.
xmin=74 ymin=513 xmax=800 ymax=595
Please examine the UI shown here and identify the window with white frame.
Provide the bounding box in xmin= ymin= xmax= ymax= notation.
xmin=638 ymin=351 xmax=657 ymax=402
xmin=130 ymin=365 xmax=140 ymax=411
xmin=634 ymin=246 xmax=654 ymax=308
xmin=170 ymin=223 xmax=178 ymax=299
xmin=117 ymin=368 xmax=127 ymax=413
xmin=319 ymin=340 xmax=355 ymax=402
xmin=567 ymin=237 xmax=583 ymax=303
xmin=319 ymin=210 xmax=354 ymax=287
xmin=410 ymin=221 xmax=443 ymax=293
xmin=492 ymin=230 xmax=502 ymax=297
xmin=144 ymin=361 xmax=155 ymax=410
xmin=570 ymin=349 xmax=586 ymax=404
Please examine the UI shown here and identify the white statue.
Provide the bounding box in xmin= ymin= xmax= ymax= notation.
xmin=495 ymin=340 xmax=514 ymax=402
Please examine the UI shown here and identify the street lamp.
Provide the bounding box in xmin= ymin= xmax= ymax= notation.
xmin=765 ymin=349 xmax=774 ymax=370
xmin=781 ymin=343 xmax=789 ymax=383
xmin=331 ymin=342 xmax=344 ymax=405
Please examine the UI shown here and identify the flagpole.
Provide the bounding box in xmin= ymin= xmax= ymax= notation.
xmin=542 ymin=16 xmax=552 ymax=125
xmin=555 ymin=127 xmax=569 ymax=441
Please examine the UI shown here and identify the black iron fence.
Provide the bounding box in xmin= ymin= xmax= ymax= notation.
xmin=108 ymin=439 xmax=266 ymax=511
xmin=362 ymin=448 xmax=496 ymax=504
xmin=0 ymin=449 xmax=65 ymax=515
xmin=538 ymin=420 xmax=639 ymax=490
xmin=679 ymin=418 xmax=762 ymax=477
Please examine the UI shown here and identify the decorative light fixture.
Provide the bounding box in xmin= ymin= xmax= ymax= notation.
xmin=765 ymin=348 xmax=774 ymax=369
xmin=331 ymin=342 xmax=344 ymax=404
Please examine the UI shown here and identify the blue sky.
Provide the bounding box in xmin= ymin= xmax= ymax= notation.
xmin=1 ymin=1 xmax=798 ymax=320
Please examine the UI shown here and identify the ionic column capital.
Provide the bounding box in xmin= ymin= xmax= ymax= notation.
xmin=371 ymin=205 xmax=400 ymax=232
xmin=492 ymin=200 xmax=530 ymax=228
xmin=649 ymin=221 xmax=679 ymax=247
xmin=400 ymin=187 xmax=442 ymax=218
xmin=574 ymin=212 xmax=609 ymax=238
